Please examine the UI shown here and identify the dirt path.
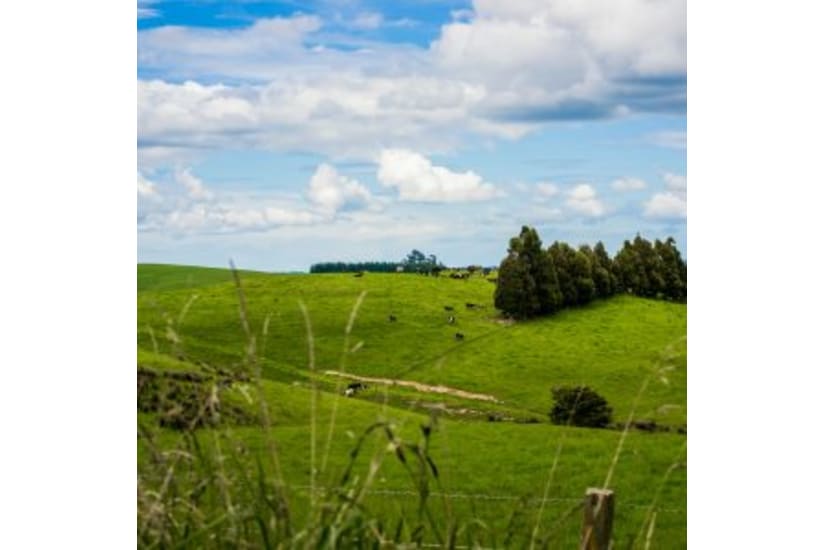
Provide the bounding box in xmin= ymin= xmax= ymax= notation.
xmin=323 ymin=370 xmax=500 ymax=403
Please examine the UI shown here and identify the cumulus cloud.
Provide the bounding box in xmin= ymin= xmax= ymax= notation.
xmin=137 ymin=77 xmax=491 ymax=161
xmin=307 ymin=163 xmax=373 ymax=214
xmin=138 ymin=165 xmax=382 ymax=235
xmin=176 ymin=168 xmax=213 ymax=200
xmin=644 ymin=172 xmax=686 ymax=218
xmin=431 ymin=0 xmax=686 ymax=122
xmin=611 ymin=177 xmax=647 ymax=191
xmin=565 ymin=184 xmax=606 ymax=217
xmin=377 ymin=149 xmax=499 ymax=202
xmin=136 ymin=2 xmax=685 ymax=166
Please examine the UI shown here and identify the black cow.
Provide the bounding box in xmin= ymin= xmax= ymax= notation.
xmin=444 ymin=305 xmax=454 ymax=311
xmin=345 ymin=382 xmax=368 ymax=397
xmin=388 ymin=315 xmax=397 ymax=322
xmin=454 ymin=332 xmax=464 ymax=341
xmin=353 ymin=271 xmax=364 ymax=278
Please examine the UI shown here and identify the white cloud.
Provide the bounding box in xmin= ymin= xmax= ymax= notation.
xmin=137 ymin=77 xmax=491 ymax=162
xmin=351 ymin=12 xmax=383 ymax=30
xmin=565 ymin=183 xmax=606 ymax=217
xmin=663 ymin=172 xmax=687 ymax=192
xmin=377 ymin=149 xmax=499 ymax=202
xmin=136 ymin=2 xmax=685 ymax=167
xmin=144 ymin=196 xmax=322 ymax=234
xmin=138 ymin=16 xmax=321 ymax=71
xmin=611 ymin=177 xmax=647 ymax=191
xmin=175 ymin=168 xmax=213 ymax=200
xmin=536 ymin=182 xmax=560 ymax=198
xmin=139 ymin=165 xmax=381 ymax=235
xmin=430 ymin=0 xmax=685 ymax=121
xmin=468 ymin=0 xmax=686 ymax=75
xmin=307 ymin=163 xmax=373 ymax=214
xmin=137 ymin=172 xmax=158 ymax=197
xmin=643 ymin=193 xmax=686 ymax=219
xmin=648 ymin=130 xmax=686 ymax=149
xmin=644 ymin=172 xmax=686 ymax=218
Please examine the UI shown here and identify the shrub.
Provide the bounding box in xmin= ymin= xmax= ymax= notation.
xmin=549 ymin=386 xmax=612 ymax=428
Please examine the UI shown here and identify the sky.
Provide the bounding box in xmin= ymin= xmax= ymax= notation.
xmin=137 ymin=0 xmax=686 ymax=272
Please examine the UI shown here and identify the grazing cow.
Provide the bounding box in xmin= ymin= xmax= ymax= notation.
xmin=454 ymin=332 xmax=464 ymax=341
xmin=447 ymin=315 xmax=456 ymax=324
xmin=345 ymin=382 xmax=367 ymax=396
xmin=388 ymin=315 xmax=397 ymax=322
xmin=444 ymin=305 xmax=454 ymax=311
xmin=353 ymin=271 xmax=364 ymax=278
xmin=465 ymin=302 xmax=477 ymax=309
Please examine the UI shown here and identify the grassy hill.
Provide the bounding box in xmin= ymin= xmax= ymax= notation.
xmin=137 ymin=264 xmax=687 ymax=548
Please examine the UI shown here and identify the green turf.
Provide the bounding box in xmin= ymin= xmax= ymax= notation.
xmin=137 ymin=263 xmax=687 ymax=548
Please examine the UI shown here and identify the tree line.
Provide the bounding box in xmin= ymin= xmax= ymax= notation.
xmin=494 ymin=226 xmax=686 ymax=319
xmin=309 ymin=249 xmax=445 ymax=274
xmin=309 ymin=261 xmax=401 ymax=274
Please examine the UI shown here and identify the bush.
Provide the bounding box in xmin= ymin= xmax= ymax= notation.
xmin=549 ymin=386 xmax=612 ymax=428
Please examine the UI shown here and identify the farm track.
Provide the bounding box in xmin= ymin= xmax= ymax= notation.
xmin=323 ymin=370 xmax=500 ymax=403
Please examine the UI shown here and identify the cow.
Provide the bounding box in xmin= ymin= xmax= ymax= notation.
xmin=353 ymin=271 xmax=364 ymax=278
xmin=447 ymin=315 xmax=456 ymax=324
xmin=465 ymin=302 xmax=477 ymax=309
xmin=345 ymin=382 xmax=368 ymax=396
xmin=444 ymin=305 xmax=454 ymax=311
xmin=388 ymin=315 xmax=397 ymax=322
xmin=454 ymin=332 xmax=465 ymax=341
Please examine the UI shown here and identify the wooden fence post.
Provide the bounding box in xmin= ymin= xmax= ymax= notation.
xmin=580 ymin=488 xmax=615 ymax=550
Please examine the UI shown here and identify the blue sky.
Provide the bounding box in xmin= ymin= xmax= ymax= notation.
xmin=137 ymin=0 xmax=686 ymax=271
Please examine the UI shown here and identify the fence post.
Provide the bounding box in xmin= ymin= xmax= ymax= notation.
xmin=580 ymin=488 xmax=615 ymax=550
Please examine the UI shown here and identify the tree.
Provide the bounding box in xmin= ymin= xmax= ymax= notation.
xmin=549 ymin=386 xmax=612 ymax=428
xmin=614 ymin=238 xmax=646 ymax=295
xmin=401 ymin=249 xmax=442 ymax=274
xmin=494 ymin=254 xmax=538 ymax=318
xmin=592 ymin=241 xmax=617 ymax=297
xmin=548 ymin=242 xmax=579 ymax=307
xmin=654 ymin=237 xmax=687 ymax=301
xmin=571 ymin=248 xmax=596 ymax=305
xmin=494 ymin=226 xmax=562 ymax=317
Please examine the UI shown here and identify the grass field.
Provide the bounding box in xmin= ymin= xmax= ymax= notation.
xmin=137 ymin=264 xmax=687 ymax=548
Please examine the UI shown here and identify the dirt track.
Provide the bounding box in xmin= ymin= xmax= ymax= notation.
xmin=323 ymin=370 xmax=500 ymax=403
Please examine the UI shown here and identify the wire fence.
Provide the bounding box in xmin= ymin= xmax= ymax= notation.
xmin=288 ymin=485 xmax=685 ymax=514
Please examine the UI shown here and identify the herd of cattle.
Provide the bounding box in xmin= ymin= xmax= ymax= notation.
xmin=343 ymin=302 xmax=483 ymax=397
xmin=385 ymin=302 xmax=484 ymax=342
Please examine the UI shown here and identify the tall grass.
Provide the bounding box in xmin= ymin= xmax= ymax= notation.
xmin=137 ymin=267 xmax=686 ymax=548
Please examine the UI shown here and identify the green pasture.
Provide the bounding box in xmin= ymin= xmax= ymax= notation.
xmin=137 ymin=264 xmax=687 ymax=548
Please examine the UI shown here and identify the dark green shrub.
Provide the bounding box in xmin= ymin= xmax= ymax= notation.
xmin=549 ymin=386 xmax=612 ymax=428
